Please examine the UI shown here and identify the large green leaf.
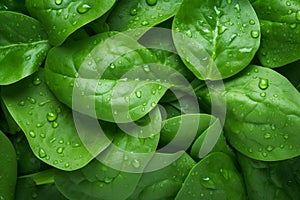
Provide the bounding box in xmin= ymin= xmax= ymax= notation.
xmin=45 ymin=32 xmax=187 ymax=123
xmin=0 ymin=11 xmax=50 ymax=85
xmin=25 ymin=0 xmax=116 ymax=46
xmin=251 ymin=0 xmax=300 ymax=68
xmin=197 ymin=65 xmax=300 ymax=161
xmin=173 ymin=0 xmax=260 ymax=80
xmin=2 ymin=69 xmax=111 ymax=170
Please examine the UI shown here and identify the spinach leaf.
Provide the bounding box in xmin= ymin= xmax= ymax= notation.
xmin=107 ymin=0 xmax=182 ymax=33
xmin=45 ymin=32 xmax=186 ymax=123
xmin=276 ymin=60 xmax=300 ymax=89
xmin=2 ymin=69 xmax=111 ymax=170
xmin=251 ymin=0 xmax=300 ymax=68
xmin=0 ymin=11 xmax=50 ymax=85
xmin=197 ymin=65 xmax=300 ymax=161
xmin=175 ymin=152 xmax=246 ymax=200
xmin=238 ymin=153 xmax=300 ymax=200
xmin=128 ymin=153 xmax=196 ymax=200
xmin=55 ymin=107 xmax=161 ymax=200
xmin=25 ymin=0 xmax=116 ymax=46
xmin=173 ymin=0 xmax=260 ymax=80
xmin=0 ymin=130 xmax=17 ymax=200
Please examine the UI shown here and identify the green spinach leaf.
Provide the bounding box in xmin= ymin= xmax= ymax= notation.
xmin=251 ymin=0 xmax=300 ymax=68
xmin=175 ymin=152 xmax=246 ymax=200
xmin=2 ymin=69 xmax=111 ymax=170
xmin=0 ymin=11 xmax=50 ymax=85
xmin=25 ymin=0 xmax=116 ymax=46
xmin=173 ymin=0 xmax=260 ymax=80
xmin=197 ymin=65 xmax=300 ymax=161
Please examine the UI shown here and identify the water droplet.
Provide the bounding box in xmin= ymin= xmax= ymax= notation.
xmin=25 ymin=55 xmax=31 ymax=60
xmin=260 ymin=92 xmax=266 ymax=97
xmin=32 ymin=77 xmax=41 ymax=85
xmin=131 ymin=159 xmax=140 ymax=168
xmin=151 ymin=102 xmax=156 ymax=107
xmin=258 ymin=78 xmax=269 ymax=90
xmin=52 ymin=121 xmax=59 ymax=128
xmin=29 ymin=130 xmax=36 ymax=138
xmin=220 ymin=169 xmax=229 ymax=180
xmin=58 ymin=139 xmax=64 ymax=144
xmin=296 ymin=11 xmax=300 ymax=21
xmin=185 ymin=30 xmax=192 ymax=38
xmin=18 ymin=100 xmax=25 ymax=106
xmin=55 ymin=0 xmax=62 ymax=5
xmin=251 ymin=30 xmax=259 ymax=38
xmin=266 ymin=145 xmax=274 ymax=152
xmin=39 ymin=148 xmax=47 ymax=158
xmin=104 ymin=177 xmax=113 ymax=183
xmin=248 ymin=148 xmax=253 ymax=153
xmin=249 ymin=19 xmax=255 ymax=25
xmin=135 ymin=91 xmax=142 ymax=98
xmin=77 ymin=4 xmax=91 ymax=14
xmin=64 ymin=163 xmax=70 ymax=168
xmin=146 ymin=0 xmax=157 ymax=6
xmin=141 ymin=20 xmax=149 ymax=26
xmin=143 ymin=65 xmax=150 ymax=72
xmin=227 ymin=0 xmax=232 ymax=4
xmin=31 ymin=192 xmax=38 ymax=199
xmin=264 ymin=133 xmax=271 ymax=139
xmin=286 ymin=1 xmax=291 ymax=6
xmin=262 ymin=152 xmax=268 ymax=157
xmin=130 ymin=8 xmax=137 ymax=16
xmin=40 ymin=133 xmax=46 ymax=138
xmin=27 ymin=97 xmax=36 ymax=104
xmin=290 ymin=23 xmax=297 ymax=29
xmin=218 ymin=25 xmax=228 ymax=34
xmin=200 ymin=177 xmax=216 ymax=189
xmin=57 ymin=147 xmax=64 ymax=154
xmin=234 ymin=4 xmax=240 ymax=12
xmin=283 ymin=134 xmax=289 ymax=139
xmin=47 ymin=112 xmax=57 ymax=122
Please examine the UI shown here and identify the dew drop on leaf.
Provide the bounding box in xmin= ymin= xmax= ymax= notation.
xmin=141 ymin=20 xmax=149 ymax=26
xmin=258 ymin=78 xmax=269 ymax=90
xmin=55 ymin=0 xmax=62 ymax=5
xmin=296 ymin=10 xmax=300 ymax=21
xmin=29 ymin=130 xmax=36 ymax=138
xmin=251 ymin=30 xmax=259 ymax=38
xmin=200 ymin=177 xmax=216 ymax=189
xmin=39 ymin=148 xmax=47 ymax=158
xmin=146 ymin=0 xmax=157 ymax=6
xmin=52 ymin=121 xmax=59 ymax=128
xmin=135 ymin=91 xmax=142 ymax=98
xmin=47 ymin=112 xmax=57 ymax=122
xmin=131 ymin=159 xmax=140 ymax=168
xmin=77 ymin=4 xmax=91 ymax=14
xmin=57 ymin=147 xmax=64 ymax=154
xmin=130 ymin=8 xmax=137 ymax=16
xmin=18 ymin=100 xmax=25 ymax=106
xmin=32 ymin=77 xmax=41 ymax=86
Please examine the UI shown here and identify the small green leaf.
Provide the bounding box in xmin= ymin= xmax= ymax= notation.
xmin=25 ymin=0 xmax=116 ymax=46
xmin=0 ymin=11 xmax=50 ymax=85
xmin=2 ymin=69 xmax=111 ymax=170
xmin=175 ymin=152 xmax=246 ymax=200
